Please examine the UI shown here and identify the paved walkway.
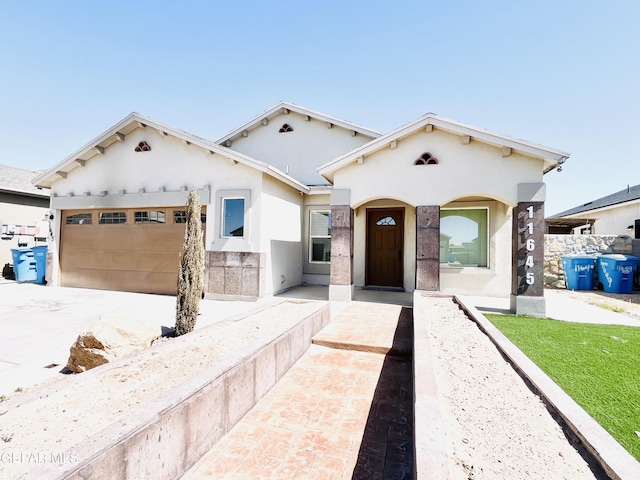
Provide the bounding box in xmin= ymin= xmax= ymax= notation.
xmin=182 ymin=302 xmax=414 ymax=480
xmin=463 ymin=289 xmax=640 ymax=326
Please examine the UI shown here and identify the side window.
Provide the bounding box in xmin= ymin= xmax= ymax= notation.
xmin=309 ymin=210 xmax=331 ymax=263
xmin=222 ymin=198 xmax=245 ymax=237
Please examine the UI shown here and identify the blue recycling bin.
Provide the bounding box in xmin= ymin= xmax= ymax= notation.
xmin=32 ymin=245 xmax=48 ymax=284
xmin=11 ymin=247 xmax=37 ymax=283
xmin=562 ymin=255 xmax=596 ymax=290
xmin=597 ymin=254 xmax=640 ymax=293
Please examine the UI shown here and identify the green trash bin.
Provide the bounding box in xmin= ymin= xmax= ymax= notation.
xmin=597 ymin=254 xmax=640 ymax=293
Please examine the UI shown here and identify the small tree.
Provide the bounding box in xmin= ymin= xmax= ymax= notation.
xmin=175 ymin=188 xmax=204 ymax=336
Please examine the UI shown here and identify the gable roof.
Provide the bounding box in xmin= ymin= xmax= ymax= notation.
xmin=32 ymin=113 xmax=309 ymax=194
xmin=549 ymin=184 xmax=640 ymax=218
xmin=215 ymin=101 xmax=382 ymax=146
xmin=318 ymin=113 xmax=570 ymax=182
xmin=0 ymin=164 xmax=49 ymax=198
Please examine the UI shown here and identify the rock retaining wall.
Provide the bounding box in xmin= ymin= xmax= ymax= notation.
xmin=544 ymin=235 xmax=633 ymax=288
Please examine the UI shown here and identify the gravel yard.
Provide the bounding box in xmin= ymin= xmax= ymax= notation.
xmin=424 ymin=296 xmax=608 ymax=479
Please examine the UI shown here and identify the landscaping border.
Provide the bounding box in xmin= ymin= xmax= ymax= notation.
xmin=412 ymin=292 xmax=451 ymax=479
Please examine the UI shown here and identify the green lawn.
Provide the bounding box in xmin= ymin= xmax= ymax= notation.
xmin=485 ymin=314 xmax=640 ymax=461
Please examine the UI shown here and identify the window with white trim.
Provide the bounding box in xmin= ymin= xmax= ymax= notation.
xmin=309 ymin=210 xmax=331 ymax=263
xmin=222 ymin=197 xmax=245 ymax=237
xmin=440 ymin=208 xmax=488 ymax=267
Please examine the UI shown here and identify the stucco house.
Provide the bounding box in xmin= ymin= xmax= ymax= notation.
xmin=547 ymin=184 xmax=640 ymax=237
xmin=33 ymin=102 xmax=568 ymax=316
xmin=0 ymin=165 xmax=50 ymax=274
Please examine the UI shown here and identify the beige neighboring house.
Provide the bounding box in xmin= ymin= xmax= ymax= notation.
xmin=0 ymin=165 xmax=50 ymax=274
xmin=547 ymin=184 xmax=640 ymax=237
xmin=33 ymin=102 xmax=568 ymax=316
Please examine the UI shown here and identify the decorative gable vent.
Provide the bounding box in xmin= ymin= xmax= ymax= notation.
xmin=414 ymin=152 xmax=438 ymax=165
xmin=135 ymin=141 xmax=151 ymax=152
xmin=279 ymin=124 xmax=294 ymax=133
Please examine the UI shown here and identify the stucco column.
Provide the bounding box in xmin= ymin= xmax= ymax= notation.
xmin=510 ymin=183 xmax=546 ymax=317
xmin=329 ymin=189 xmax=354 ymax=302
xmin=415 ymin=206 xmax=440 ymax=291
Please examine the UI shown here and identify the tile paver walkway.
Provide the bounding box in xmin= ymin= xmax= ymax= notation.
xmin=182 ymin=302 xmax=413 ymax=480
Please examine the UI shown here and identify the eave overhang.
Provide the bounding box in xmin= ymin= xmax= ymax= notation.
xmin=32 ymin=113 xmax=309 ymax=195
xmin=318 ymin=113 xmax=570 ymax=183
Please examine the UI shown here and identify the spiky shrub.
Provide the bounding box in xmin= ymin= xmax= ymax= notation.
xmin=175 ymin=188 xmax=204 ymax=336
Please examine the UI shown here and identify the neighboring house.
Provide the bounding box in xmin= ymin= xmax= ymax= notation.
xmin=33 ymin=102 xmax=568 ymax=316
xmin=0 ymin=165 xmax=50 ymax=273
xmin=546 ymin=184 xmax=640 ymax=237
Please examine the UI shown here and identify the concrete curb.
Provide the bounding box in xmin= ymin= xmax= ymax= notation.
xmin=455 ymin=295 xmax=640 ymax=480
xmin=22 ymin=301 xmax=330 ymax=480
xmin=412 ymin=292 xmax=451 ymax=479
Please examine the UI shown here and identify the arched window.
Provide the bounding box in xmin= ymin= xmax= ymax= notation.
xmin=279 ymin=124 xmax=294 ymax=133
xmin=376 ymin=216 xmax=397 ymax=226
xmin=134 ymin=141 xmax=151 ymax=152
xmin=414 ymin=152 xmax=438 ymax=165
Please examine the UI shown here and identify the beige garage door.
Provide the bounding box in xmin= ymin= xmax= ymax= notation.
xmin=60 ymin=207 xmax=205 ymax=295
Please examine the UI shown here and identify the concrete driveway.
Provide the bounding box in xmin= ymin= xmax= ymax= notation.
xmin=0 ymin=281 xmax=274 ymax=395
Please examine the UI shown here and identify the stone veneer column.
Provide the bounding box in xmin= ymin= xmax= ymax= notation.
xmin=329 ymin=189 xmax=354 ymax=302
xmin=511 ymin=183 xmax=546 ymax=317
xmin=415 ymin=206 xmax=440 ymax=291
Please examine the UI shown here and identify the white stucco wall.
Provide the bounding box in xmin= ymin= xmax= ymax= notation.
xmin=259 ymin=175 xmax=304 ymax=294
xmin=332 ymin=129 xmax=544 ymax=208
xmin=48 ymin=128 xmax=266 ymax=253
xmin=565 ymin=202 xmax=640 ymax=236
xmin=227 ymin=111 xmax=373 ymax=186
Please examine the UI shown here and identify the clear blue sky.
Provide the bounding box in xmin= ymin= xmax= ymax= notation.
xmin=1 ymin=1 xmax=637 ymax=215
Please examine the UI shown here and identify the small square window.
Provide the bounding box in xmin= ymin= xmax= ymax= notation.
xmin=174 ymin=210 xmax=187 ymax=224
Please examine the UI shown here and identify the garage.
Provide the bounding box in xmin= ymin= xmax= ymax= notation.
xmin=60 ymin=207 xmax=204 ymax=295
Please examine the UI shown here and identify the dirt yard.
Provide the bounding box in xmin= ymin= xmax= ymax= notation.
xmin=425 ymin=296 xmax=608 ymax=479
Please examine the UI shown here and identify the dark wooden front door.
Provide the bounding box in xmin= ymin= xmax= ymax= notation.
xmin=366 ymin=208 xmax=404 ymax=287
